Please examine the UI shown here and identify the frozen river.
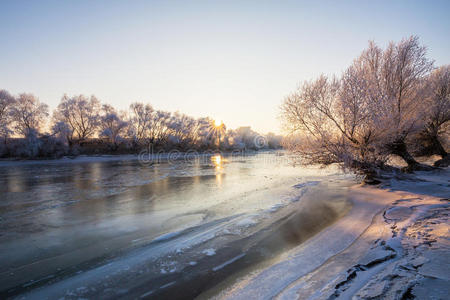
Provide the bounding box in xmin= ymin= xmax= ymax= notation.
xmin=0 ymin=151 xmax=354 ymax=298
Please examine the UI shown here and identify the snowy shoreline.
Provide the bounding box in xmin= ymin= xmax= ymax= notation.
xmin=218 ymin=168 xmax=450 ymax=299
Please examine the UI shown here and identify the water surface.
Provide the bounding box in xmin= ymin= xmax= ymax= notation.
xmin=0 ymin=152 xmax=351 ymax=297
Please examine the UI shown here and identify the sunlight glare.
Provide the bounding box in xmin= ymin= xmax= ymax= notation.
xmin=212 ymin=154 xmax=223 ymax=170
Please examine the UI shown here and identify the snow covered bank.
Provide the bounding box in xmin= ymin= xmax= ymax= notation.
xmin=217 ymin=168 xmax=450 ymax=300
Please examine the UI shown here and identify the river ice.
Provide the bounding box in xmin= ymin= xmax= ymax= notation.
xmin=0 ymin=151 xmax=353 ymax=298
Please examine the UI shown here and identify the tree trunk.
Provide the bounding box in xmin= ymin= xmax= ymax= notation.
xmin=389 ymin=139 xmax=436 ymax=172
xmin=388 ymin=139 xmax=419 ymax=167
xmin=431 ymin=135 xmax=448 ymax=158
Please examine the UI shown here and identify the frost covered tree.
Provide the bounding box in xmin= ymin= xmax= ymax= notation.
xmin=167 ymin=112 xmax=199 ymax=148
xmin=360 ymin=37 xmax=433 ymax=169
xmin=232 ymin=126 xmax=259 ymax=150
xmin=127 ymin=104 xmax=177 ymax=149
xmin=148 ymin=110 xmax=172 ymax=147
xmin=265 ymin=132 xmax=283 ymax=149
xmin=51 ymin=121 xmax=72 ymax=144
xmin=53 ymin=94 xmax=100 ymax=145
xmin=8 ymin=93 xmax=48 ymax=157
xmin=281 ymin=37 xmax=435 ymax=174
xmin=0 ymin=89 xmax=16 ymax=143
xmin=10 ymin=93 xmax=49 ymax=137
xmin=194 ymin=117 xmax=215 ymax=148
xmin=417 ymin=65 xmax=450 ymax=159
xmin=99 ymin=104 xmax=128 ymax=150
xmin=128 ymin=102 xmax=154 ymax=146
xmin=281 ymin=75 xmax=374 ymax=169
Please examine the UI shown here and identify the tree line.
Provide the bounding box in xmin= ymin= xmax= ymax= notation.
xmin=281 ymin=36 xmax=449 ymax=176
xmin=0 ymin=92 xmax=282 ymax=158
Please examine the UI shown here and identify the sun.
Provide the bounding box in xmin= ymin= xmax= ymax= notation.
xmin=213 ymin=119 xmax=222 ymax=127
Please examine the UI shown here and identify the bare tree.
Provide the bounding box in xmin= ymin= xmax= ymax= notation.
xmin=10 ymin=93 xmax=48 ymax=137
xmin=53 ymin=94 xmax=100 ymax=145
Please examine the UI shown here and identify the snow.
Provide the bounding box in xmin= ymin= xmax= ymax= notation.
xmin=292 ymin=181 xmax=320 ymax=189
xmin=139 ymin=290 xmax=154 ymax=298
xmin=152 ymin=231 xmax=183 ymax=243
xmin=159 ymin=281 xmax=176 ymax=289
xmin=212 ymin=253 xmax=246 ymax=272
xmin=202 ymin=248 xmax=216 ymax=256
xmin=236 ymin=217 xmax=258 ymax=228
xmin=266 ymin=203 xmax=285 ymax=213
xmin=220 ymin=186 xmax=396 ymax=300
xmin=218 ymin=168 xmax=450 ymax=300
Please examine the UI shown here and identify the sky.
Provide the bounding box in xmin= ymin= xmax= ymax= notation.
xmin=1 ymin=0 xmax=449 ymax=134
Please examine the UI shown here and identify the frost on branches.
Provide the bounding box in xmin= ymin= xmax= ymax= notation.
xmin=281 ymin=36 xmax=448 ymax=175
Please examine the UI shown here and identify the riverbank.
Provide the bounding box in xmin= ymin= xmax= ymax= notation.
xmin=215 ymin=167 xmax=449 ymax=299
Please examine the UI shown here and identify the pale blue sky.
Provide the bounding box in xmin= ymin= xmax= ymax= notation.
xmin=1 ymin=0 xmax=449 ymax=133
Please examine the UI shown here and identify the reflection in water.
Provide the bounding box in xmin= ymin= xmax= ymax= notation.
xmin=212 ymin=154 xmax=223 ymax=170
xmin=212 ymin=155 xmax=224 ymax=187
xmin=215 ymin=173 xmax=223 ymax=186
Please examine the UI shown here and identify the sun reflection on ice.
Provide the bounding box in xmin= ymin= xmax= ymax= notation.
xmin=211 ymin=154 xmax=224 ymax=185
xmin=212 ymin=154 xmax=222 ymax=169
